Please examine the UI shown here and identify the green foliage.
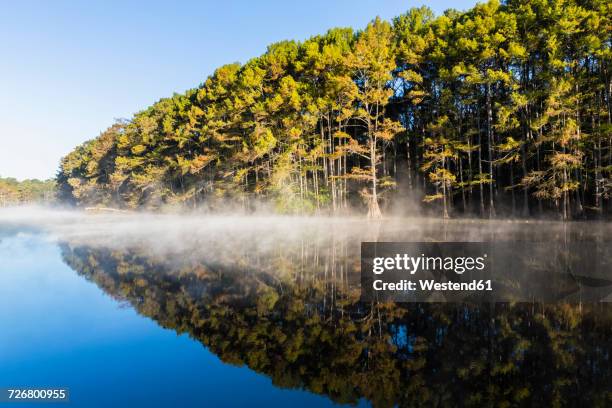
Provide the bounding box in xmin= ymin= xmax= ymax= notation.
xmin=56 ymin=0 xmax=612 ymax=219
xmin=0 ymin=177 xmax=55 ymax=206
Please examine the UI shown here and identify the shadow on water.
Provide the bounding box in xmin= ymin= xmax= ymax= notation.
xmin=56 ymin=219 xmax=612 ymax=407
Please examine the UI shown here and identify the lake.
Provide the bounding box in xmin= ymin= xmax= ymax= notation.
xmin=0 ymin=208 xmax=611 ymax=407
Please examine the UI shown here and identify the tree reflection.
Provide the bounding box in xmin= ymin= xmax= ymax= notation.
xmin=60 ymin=239 xmax=612 ymax=407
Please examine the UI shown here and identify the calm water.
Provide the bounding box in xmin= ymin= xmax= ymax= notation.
xmin=0 ymin=234 xmax=344 ymax=408
xmin=0 ymin=210 xmax=611 ymax=407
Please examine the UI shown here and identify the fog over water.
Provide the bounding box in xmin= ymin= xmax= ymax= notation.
xmin=2 ymin=206 xmax=610 ymax=288
xmin=2 ymin=206 xmax=610 ymax=246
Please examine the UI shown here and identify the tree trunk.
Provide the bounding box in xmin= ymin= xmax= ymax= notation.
xmin=486 ymin=82 xmax=496 ymax=218
xmin=368 ymin=137 xmax=382 ymax=219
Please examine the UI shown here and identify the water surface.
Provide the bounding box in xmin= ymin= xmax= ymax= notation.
xmin=1 ymin=210 xmax=611 ymax=407
xmin=0 ymin=231 xmax=348 ymax=407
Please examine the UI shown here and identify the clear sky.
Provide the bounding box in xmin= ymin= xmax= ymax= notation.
xmin=0 ymin=0 xmax=478 ymax=181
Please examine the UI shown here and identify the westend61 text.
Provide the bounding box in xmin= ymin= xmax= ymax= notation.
xmin=373 ymin=279 xmax=493 ymax=292
xmin=361 ymin=242 xmax=608 ymax=303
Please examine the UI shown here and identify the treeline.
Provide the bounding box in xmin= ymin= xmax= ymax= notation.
xmin=57 ymin=0 xmax=611 ymax=219
xmin=0 ymin=177 xmax=55 ymax=207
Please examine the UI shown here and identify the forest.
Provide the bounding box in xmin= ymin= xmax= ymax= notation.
xmin=57 ymin=0 xmax=611 ymax=219
xmin=0 ymin=177 xmax=55 ymax=207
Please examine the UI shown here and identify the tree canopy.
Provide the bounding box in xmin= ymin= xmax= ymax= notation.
xmin=0 ymin=177 xmax=55 ymax=206
xmin=57 ymin=0 xmax=612 ymax=219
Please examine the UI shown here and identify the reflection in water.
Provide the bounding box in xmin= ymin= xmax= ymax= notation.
xmin=55 ymin=219 xmax=612 ymax=407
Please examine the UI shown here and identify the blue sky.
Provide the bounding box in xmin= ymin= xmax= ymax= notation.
xmin=0 ymin=0 xmax=478 ymax=180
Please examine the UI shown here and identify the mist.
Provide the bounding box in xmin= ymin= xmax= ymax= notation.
xmin=1 ymin=206 xmax=609 ymax=258
xmin=2 ymin=205 xmax=611 ymax=304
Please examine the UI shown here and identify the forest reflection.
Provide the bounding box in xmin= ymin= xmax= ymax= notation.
xmin=59 ymin=220 xmax=612 ymax=407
